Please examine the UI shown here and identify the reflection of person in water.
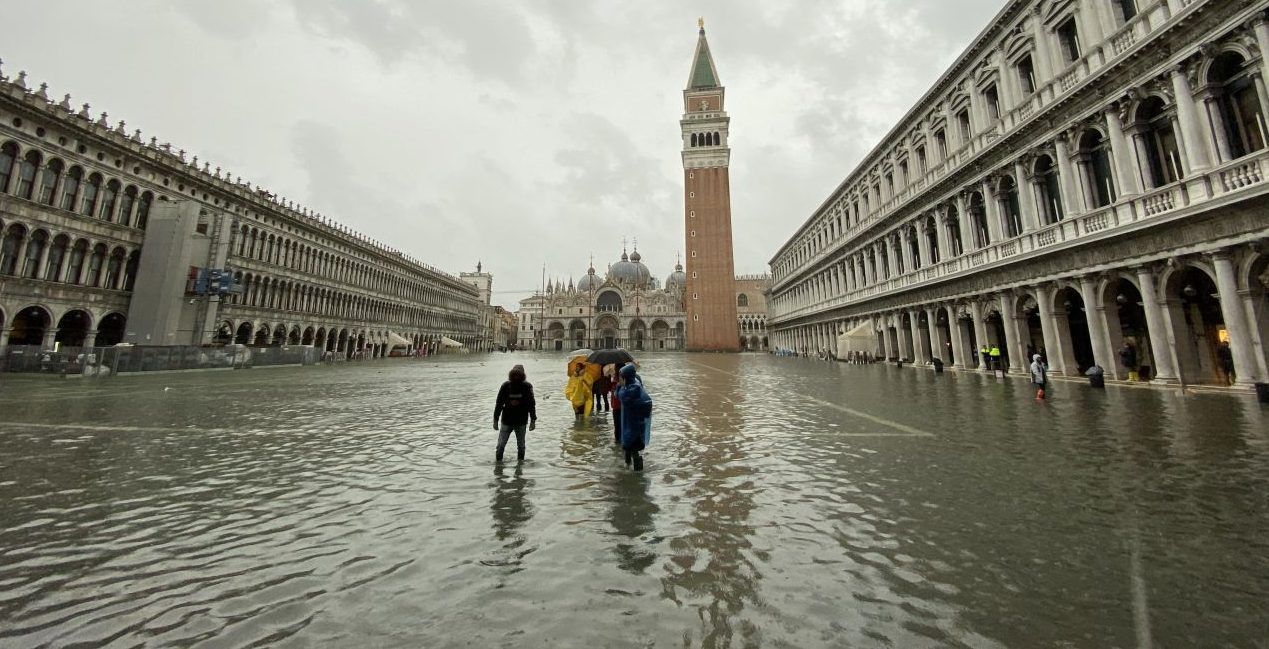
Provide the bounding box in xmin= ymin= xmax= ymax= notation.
xmin=490 ymin=464 xmax=534 ymax=542
xmin=608 ymin=472 xmax=659 ymax=575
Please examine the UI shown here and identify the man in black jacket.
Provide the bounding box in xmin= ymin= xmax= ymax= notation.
xmin=494 ymin=364 xmax=537 ymax=463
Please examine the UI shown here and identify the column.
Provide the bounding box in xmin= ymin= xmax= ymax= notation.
xmin=932 ymin=306 xmax=952 ymax=363
xmin=909 ymin=310 xmax=925 ymax=363
xmin=955 ymin=193 xmax=974 ymax=253
xmin=948 ymin=303 xmax=968 ymax=369
xmin=1254 ymin=18 xmax=1269 ymax=101
xmin=42 ymin=328 xmax=57 ymax=351
xmin=936 ymin=210 xmax=953 ymax=260
xmin=85 ymin=330 xmax=98 ymax=348
xmin=1211 ymin=251 xmax=1260 ymax=386
xmin=1054 ymin=136 xmax=1081 ymax=216
xmin=1241 ymin=283 xmax=1269 ymax=382
xmin=1104 ymin=105 xmax=1140 ymax=197
xmin=1030 ymin=7 xmax=1055 ymax=84
xmin=1000 ymin=293 xmax=1025 ymax=373
xmin=897 ymin=313 xmax=912 ymax=361
xmin=1079 ymin=275 xmax=1117 ymax=377
xmin=898 ymin=227 xmax=914 ymax=272
xmin=1170 ymin=65 xmax=1213 ymax=172
xmin=1014 ymin=160 xmax=1041 ymax=231
xmin=1035 ymin=286 xmax=1066 ymax=375
xmin=882 ymin=317 xmax=895 ymax=360
xmin=982 ymin=179 xmax=1003 ymax=244
xmin=972 ymin=300 xmax=990 ymax=370
xmin=916 ymin=220 xmax=932 ymax=267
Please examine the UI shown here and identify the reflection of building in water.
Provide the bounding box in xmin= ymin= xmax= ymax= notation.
xmin=661 ymin=356 xmax=761 ymax=646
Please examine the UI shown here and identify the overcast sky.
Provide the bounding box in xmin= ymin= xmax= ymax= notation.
xmin=7 ymin=0 xmax=1004 ymax=308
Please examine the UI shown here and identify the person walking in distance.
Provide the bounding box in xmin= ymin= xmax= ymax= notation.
xmin=616 ymin=363 xmax=653 ymax=471
xmin=494 ymin=364 xmax=537 ymax=463
xmin=1119 ymin=341 xmax=1138 ymax=382
xmin=1030 ymin=354 xmax=1048 ymax=400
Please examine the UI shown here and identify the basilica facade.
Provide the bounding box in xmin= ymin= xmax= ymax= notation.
xmin=768 ymin=0 xmax=1269 ymax=389
xmin=516 ymin=247 xmax=770 ymax=352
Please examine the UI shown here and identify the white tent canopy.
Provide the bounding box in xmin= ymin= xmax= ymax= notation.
xmin=440 ymin=336 xmax=464 ymax=348
xmin=837 ymin=322 xmax=877 ymax=358
xmin=386 ymin=331 xmax=411 ymax=348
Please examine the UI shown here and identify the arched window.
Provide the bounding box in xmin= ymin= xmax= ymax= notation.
xmin=60 ymin=166 xmax=83 ymax=211
xmin=104 ymin=248 xmax=125 ymax=289
xmin=1077 ymin=130 xmax=1115 ymax=208
xmin=691 ymin=133 xmax=698 ymax=147
xmin=16 ymin=150 xmax=40 ymax=199
xmin=0 ymin=225 xmax=25 ymax=275
xmin=0 ymin=142 xmax=17 ymax=193
xmin=925 ymin=216 xmax=940 ymax=264
xmin=99 ymin=179 xmax=120 ymax=221
xmin=66 ymin=240 xmax=88 ymax=283
xmin=123 ymin=250 xmax=140 ymax=291
xmin=22 ymin=230 xmax=46 ymax=278
xmin=1135 ymin=97 xmax=1181 ymax=188
xmin=86 ymin=243 xmax=107 ymax=287
xmin=969 ymin=192 xmax=990 ymax=249
xmin=136 ymin=191 xmax=153 ymax=229
xmin=80 ymin=173 xmax=102 ymax=216
xmin=999 ymin=176 xmax=1023 ymax=237
xmin=118 ymin=185 xmax=137 ymax=226
xmin=737 ymin=293 xmax=749 ymax=307
xmin=713 ymin=131 xmax=720 ymax=145
xmin=1034 ymin=155 xmax=1064 ymax=223
xmin=45 ymin=235 xmax=69 ymax=282
xmin=945 ymin=205 xmax=963 ymax=256
xmin=1208 ymin=52 xmax=1265 ymax=161
xmin=907 ymin=224 xmax=921 ymax=270
xmin=38 ymin=159 xmax=63 ymax=205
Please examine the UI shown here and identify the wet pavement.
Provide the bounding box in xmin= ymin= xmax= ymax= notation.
xmin=0 ymin=353 xmax=1266 ymax=648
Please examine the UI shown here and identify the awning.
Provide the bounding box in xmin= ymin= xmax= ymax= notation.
xmin=386 ymin=331 xmax=411 ymax=348
xmin=440 ymin=336 xmax=464 ymax=348
xmin=837 ymin=322 xmax=876 ymax=356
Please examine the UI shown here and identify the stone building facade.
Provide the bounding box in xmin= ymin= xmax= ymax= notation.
xmin=682 ymin=23 xmax=741 ymax=352
xmin=0 ymin=69 xmax=483 ymax=358
xmin=768 ymin=0 xmax=1269 ymax=388
xmin=735 ymin=274 xmax=771 ymax=351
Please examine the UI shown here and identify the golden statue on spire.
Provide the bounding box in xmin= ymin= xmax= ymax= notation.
xmin=698 ymin=17 xmax=704 ymax=30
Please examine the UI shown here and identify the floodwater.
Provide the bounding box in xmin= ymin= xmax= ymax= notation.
xmin=0 ymin=354 xmax=1266 ymax=648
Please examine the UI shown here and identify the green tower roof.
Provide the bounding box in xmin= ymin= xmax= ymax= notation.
xmin=688 ymin=28 xmax=720 ymax=89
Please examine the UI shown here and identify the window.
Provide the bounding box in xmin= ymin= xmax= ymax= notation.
xmin=136 ymin=191 xmax=153 ymax=229
xmin=969 ymin=193 xmax=989 ymax=249
xmin=0 ymin=142 xmax=15 ymax=193
xmin=934 ymin=130 xmax=947 ymax=160
xmin=1000 ymin=176 xmax=1023 ymax=237
xmin=99 ymin=180 xmax=120 ymax=221
xmin=885 ymin=173 xmax=894 ymax=197
xmin=916 ymin=146 xmax=927 ymax=173
xmin=1136 ymin=97 xmax=1182 ymax=188
xmin=1115 ymin=0 xmax=1137 ymax=22
xmin=1017 ymin=55 xmax=1037 ymax=95
xmin=898 ymin=161 xmax=908 ymax=187
xmin=737 ymin=293 xmax=749 ymax=307
xmin=1057 ymin=18 xmax=1081 ymax=63
xmin=16 ymin=151 xmax=39 ymax=199
xmin=1208 ymin=52 xmax=1266 ymax=160
xmin=945 ymin=206 xmax=963 ymax=256
xmin=22 ymin=231 xmax=45 ymax=278
xmin=984 ymin=84 xmax=1000 ymax=121
xmin=1035 ymin=155 xmax=1064 ymax=223
xmin=0 ymin=226 xmax=22 ymax=275
xmin=1078 ymin=130 xmax=1116 ymax=208
xmin=60 ymin=166 xmax=82 ymax=211
xmin=45 ymin=235 xmax=68 ymax=281
xmin=957 ymin=109 xmax=972 ymax=143
xmin=38 ymin=159 xmax=62 ymax=205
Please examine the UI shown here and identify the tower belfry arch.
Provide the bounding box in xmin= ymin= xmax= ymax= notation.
xmin=681 ymin=20 xmax=739 ymax=351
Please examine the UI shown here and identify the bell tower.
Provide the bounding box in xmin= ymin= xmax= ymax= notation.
xmin=681 ymin=19 xmax=739 ymax=352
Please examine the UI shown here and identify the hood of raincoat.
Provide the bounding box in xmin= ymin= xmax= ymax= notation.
xmin=619 ymin=363 xmax=639 ymax=381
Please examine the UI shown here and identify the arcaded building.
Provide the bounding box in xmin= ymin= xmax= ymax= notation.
xmin=768 ymin=0 xmax=1269 ymax=388
xmin=0 ymin=69 xmax=483 ymax=358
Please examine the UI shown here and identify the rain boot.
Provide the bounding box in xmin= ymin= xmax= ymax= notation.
xmin=632 ymin=453 xmax=643 ymax=472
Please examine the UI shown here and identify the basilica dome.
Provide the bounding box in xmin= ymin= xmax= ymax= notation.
xmin=609 ymin=249 xmax=652 ymax=287
xmin=577 ymin=263 xmax=604 ymax=291
xmin=665 ymin=260 xmax=687 ymax=291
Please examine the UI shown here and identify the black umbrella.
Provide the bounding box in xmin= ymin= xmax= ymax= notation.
xmin=588 ymin=348 xmax=635 ymax=367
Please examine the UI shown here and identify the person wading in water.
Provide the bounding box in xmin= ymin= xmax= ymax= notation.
xmin=493 ymin=364 xmax=537 ymax=463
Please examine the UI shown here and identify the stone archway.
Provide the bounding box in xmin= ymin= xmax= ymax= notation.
xmin=97 ymin=313 xmax=127 ymax=347
xmin=254 ymin=324 xmax=270 ymax=347
xmin=235 ymin=322 xmax=254 ymax=345
xmin=213 ymin=320 xmax=234 ymax=346
xmin=1052 ymin=285 xmax=1096 ymax=375
xmin=8 ymin=305 xmax=51 ymax=346
xmin=1102 ymin=276 xmax=1152 ymax=380
xmin=54 ymin=309 xmax=93 ymax=347
xmin=1163 ymin=265 xmax=1228 ymax=385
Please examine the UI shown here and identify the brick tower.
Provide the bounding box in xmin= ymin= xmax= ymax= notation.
xmin=681 ymin=19 xmax=739 ymax=352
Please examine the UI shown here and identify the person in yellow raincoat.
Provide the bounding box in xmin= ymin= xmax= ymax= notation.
xmin=565 ymin=358 xmax=599 ymax=421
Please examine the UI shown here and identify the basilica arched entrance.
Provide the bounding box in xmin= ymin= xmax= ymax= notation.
xmin=596 ymin=314 xmax=620 ymax=349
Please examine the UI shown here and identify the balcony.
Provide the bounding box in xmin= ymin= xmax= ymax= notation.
xmin=771 ymin=147 xmax=1269 ymax=324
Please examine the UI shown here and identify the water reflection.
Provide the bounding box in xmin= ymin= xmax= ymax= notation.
xmin=490 ymin=464 xmax=534 ymax=541
xmin=662 ymin=355 xmax=762 ymax=647
xmin=607 ymin=472 xmax=659 ymax=575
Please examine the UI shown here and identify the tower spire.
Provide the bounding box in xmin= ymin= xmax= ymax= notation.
xmin=688 ymin=20 xmax=720 ymax=89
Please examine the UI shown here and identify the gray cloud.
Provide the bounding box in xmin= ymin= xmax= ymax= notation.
xmin=4 ymin=0 xmax=1006 ymax=306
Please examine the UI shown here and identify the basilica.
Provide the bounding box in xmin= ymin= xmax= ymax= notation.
xmin=516 ymin=246 xmax=770 ymax=352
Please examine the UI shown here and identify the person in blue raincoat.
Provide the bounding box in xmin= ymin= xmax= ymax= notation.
xmin=616 ymin=363 xmax=652 ymax=472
